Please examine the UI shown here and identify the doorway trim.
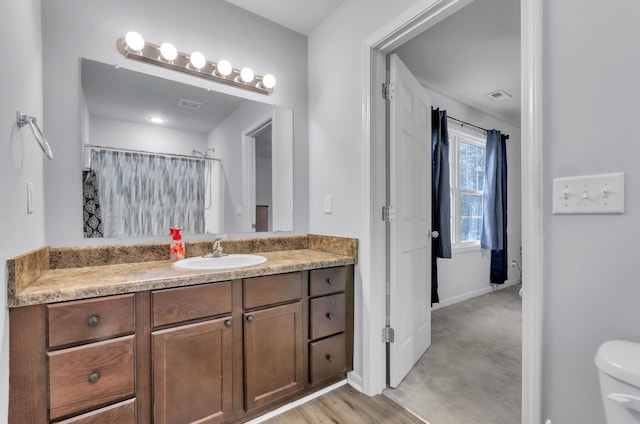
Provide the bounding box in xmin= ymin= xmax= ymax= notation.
xmin=360 ymin=0 xmax=543 ymax=423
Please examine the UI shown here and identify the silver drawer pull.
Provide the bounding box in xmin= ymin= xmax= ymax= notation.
xmin=224 ymin=319 xmax=233 ymax=328
xmin=88 ymin=372 xmax=100 ymax=384
xmin=326 ymin=312 xmax=334 ymax=320
xmin=247 ymin=315 xmax=255 ymax=322
xmin=87 ymin=316 xmax=100 ymax=327
xmin=326 ymin=354 xmax=334 ymax=363
xmin=326 ymin=278 xmax=335 ymax=285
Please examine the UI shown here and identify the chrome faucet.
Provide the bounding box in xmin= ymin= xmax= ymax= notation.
xmin=204 ymin=239 xmax=226 ymax=258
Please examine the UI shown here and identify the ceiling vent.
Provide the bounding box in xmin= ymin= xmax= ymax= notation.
xmin=486 ymin=90 xmax=512 ymax=102
xmin=177 ymin=98 xmax=203 ymax=111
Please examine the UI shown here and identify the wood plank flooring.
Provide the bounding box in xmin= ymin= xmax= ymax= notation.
xmin=262 ymin=385 xmax=427 ymax=424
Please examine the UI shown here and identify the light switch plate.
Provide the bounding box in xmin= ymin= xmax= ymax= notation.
xmin=324 ymin=195 xmax=332 ymax=214
xmin=552 ymin=172 xmax=624 ymax=214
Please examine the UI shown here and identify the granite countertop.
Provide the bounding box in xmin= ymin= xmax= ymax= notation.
xmin=7 ymin=235 xmax=358 ymax=307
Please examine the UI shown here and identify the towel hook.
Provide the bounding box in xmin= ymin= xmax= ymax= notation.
xmin=16 ymin=111 xmax=54 ymax=160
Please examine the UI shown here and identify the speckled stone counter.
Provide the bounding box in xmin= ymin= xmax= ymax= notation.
xmin=7 ymin=235 xmax=357 ymax=307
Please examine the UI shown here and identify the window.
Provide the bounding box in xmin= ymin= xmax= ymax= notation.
xmin=449 ymin=124 xmax=486 ymax=248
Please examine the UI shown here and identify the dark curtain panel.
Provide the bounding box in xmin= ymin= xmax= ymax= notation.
xmin=82 ymin=169 xmax=103 ymax=237
xmin=431 ymin=108 xmax=452 ymax=304
xmin=481 ymin=130 xmax=508 ymax=283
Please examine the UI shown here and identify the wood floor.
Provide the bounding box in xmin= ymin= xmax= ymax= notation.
xmin=262 ymin=385 xmax=426 ymax=424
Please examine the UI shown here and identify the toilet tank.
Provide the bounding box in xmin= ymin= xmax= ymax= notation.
xmin=595 ymin=340 xmax=640 ymax=423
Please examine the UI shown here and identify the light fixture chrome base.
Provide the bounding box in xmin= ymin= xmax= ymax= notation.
xmin=116 ymin=38 xmax=273 ymax=95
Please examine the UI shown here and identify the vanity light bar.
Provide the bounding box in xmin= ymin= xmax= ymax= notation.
xmin=116 ymin=33 xmax=275 ymax=95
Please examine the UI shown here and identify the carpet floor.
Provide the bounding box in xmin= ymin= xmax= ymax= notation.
xmin=383 ymin=284 xmax=522 ymax=424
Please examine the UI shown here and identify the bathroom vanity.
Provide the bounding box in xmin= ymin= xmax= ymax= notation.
xmin=8 ymin=235 xmax=356 ymax=424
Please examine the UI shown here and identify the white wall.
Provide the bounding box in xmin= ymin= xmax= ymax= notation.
xmin=41 ymin=0 xmax=308 ymax=246
xmin=428 ymin=90 xmax=522 ymax=307
xmin=0 ymin=0 xmax=45 ymax=420
xmin=542 ymin=1 xmax=640 ymax=422
xmin=89 ymin=115 xmax=209 ymax=156
xmin=208 ymin=101 xmax=274 ymax=233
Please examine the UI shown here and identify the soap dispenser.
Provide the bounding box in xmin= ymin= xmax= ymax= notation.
xmin=169 ymin=227 xmax=185 ymax=261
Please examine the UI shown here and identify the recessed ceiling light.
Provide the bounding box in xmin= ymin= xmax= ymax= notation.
xmin=149 ymin=116 xmax=165 ymax=124
xmin=486 ymin=90 xmax=512 ymax=102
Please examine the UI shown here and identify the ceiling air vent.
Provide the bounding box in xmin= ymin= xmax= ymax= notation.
xmin=486 ymin=90 xmax=512 ymax=102
xmin=177 ymin=98 xmax=203 ymax=111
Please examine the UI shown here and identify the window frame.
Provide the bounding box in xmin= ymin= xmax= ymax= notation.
xmin=448 ymin=122 xmax=487 ymax=251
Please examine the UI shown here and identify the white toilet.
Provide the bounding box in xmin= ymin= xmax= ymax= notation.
xmin=595 ymin=340 xmax=640 ymax=423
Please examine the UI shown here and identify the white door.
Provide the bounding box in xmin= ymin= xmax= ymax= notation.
xmin=388 ymin=53 xmax=432 ymax=388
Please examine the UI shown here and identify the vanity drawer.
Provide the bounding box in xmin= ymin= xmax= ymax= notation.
xmin=309 ymin=293 xmax=346 ymax=339
xmin=47 ymin=294 xmax=134 ymax=348
xmin=152 ymin=281 xmax=232 ymax=327
xmin=244 ymin=272 xmax=302 ymax=309
xmin=309 ymin=333 xmax=346 ymax=384
xmin=52 ymin=398 xmax=136 ymax=424
xmin=48 ymin=335 xmax=135 ymax=420
xmin=309 ymin=267 xmax=346 ymax=297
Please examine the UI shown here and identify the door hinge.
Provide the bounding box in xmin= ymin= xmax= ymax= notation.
xmin=382 ymin=326 xmax=395 ymax=343
xmin=382 ymin=205 xmax=395 ymax=222
xmin=382 ymin=83 xmax=395 ymax=100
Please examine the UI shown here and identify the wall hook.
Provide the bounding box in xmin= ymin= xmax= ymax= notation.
xmin=16 ymin=111 xmax=54 ymax=160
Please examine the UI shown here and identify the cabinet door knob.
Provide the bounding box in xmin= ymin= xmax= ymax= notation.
xmin=326 ymin=312 xmax=334 ymax=320
xmin=246 ymin=315 xmax=255 ymax=322
xmin=327 ymin=278 xmax=335 ymax=285
xmin=88 ymin=372 xmax=100 ymax=384
xmin=224 ymin=319 xmax=233 ymax=328
xmin=87 ymin=315 xmax=100 ymax=327
xmin=326 ymin=354 xmax=334 ymax=363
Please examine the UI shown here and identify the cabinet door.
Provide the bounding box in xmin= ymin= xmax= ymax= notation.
xmin=244 ymin=302 xmax=303 ymax=411
xmin=152 ymin=318 xmax=233 ymax=424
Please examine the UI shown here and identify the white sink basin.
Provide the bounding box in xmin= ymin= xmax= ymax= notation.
xmin=173 ymin=254 xmax=267 ymax=271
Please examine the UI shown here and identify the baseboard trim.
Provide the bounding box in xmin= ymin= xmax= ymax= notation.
xmin=432 ymin=279 xmax=522 ymax=311
xmin=245 ymin=380 xmax=348 ymax=423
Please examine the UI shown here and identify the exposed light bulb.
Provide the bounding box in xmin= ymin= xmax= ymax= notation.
xmin=240 ymin=67 xmax=254 ymax=83
xmin=125 ymin=31 xmax=145 ymax=51
xmin=190 ymin=51 xmax=206 ymax=69
xmin=160 ymin=42 xmax=177 ymax=61
xmin=262 ymin=74 xmax=276 ymax=89
xmin=216 ymin=60 xmax=232 ymax=76
xmin=149 ymin=116 xmax=165 ymax=124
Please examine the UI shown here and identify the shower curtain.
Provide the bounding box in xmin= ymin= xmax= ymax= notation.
xmin=481 ymin=130 xmax=508 ymax=284
xmin=90 ymin=149 xmax=205 ymax=238
xmin=431 ymin=108 xmax=452 ymax=304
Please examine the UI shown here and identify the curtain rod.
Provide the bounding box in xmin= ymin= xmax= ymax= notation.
xmin=84 ymin=144 xmax=221 ymax=161
xmin=446 ymin=116 xmax=510 ymax=140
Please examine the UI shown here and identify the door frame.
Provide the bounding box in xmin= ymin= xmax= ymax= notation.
xmin=359 ymin=1 xmax=543 ymax=423
xmin=242 ymin=114 xmax=273 ymax=232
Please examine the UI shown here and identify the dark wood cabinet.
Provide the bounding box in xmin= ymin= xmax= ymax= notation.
xmin=244 ymin=302 xmax=304 ymax=411
xmin=152 ymin=318 xmax=233 ymax=424
xmin=9 ymin=265 xmax=354 ymax=424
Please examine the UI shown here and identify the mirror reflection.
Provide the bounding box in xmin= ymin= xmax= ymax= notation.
xmin=80 ymin=59 xmax=293 ymax=238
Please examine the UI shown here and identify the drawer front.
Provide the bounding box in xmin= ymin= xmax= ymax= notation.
xmin=244 ymin=272 xmax=302 ymax=309
xmin=48 ymin=335 xmax=135 ymax=420
xmin=47 ymin=294 xmax=134 ymax=348
xmin=52 ymin=398 xmax=136 ymax=424
xmin=309 ymin=267 xmax=346 ymax=297
xmin=309 ymin=333 xmax=346 ymax=385
xmin=152 ymin=281 xmax=232 ymax=327
xmin=309 ymin=293 xmax=346 ymax=340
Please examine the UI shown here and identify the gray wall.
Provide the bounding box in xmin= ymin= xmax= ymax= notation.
xmin=0 ymin=0 xmax=45 ymax=419
xmin=542 ymin=0 xmax=640 ymax=422
xmin=41 ymin=0 xmax=308 ymax=246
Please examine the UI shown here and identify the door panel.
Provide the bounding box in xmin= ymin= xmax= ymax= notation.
xmin=388 ymin=53 xmax=432 ymax=388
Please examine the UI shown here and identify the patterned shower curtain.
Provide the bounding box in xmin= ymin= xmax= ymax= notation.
xmin=90 ymin=149 xmax=205 ymax=238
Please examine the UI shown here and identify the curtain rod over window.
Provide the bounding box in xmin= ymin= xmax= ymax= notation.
xmin=447 ymin=116 xmax=510 ymax=140
xmin=84 ymin=144 xmax=221 ymax=161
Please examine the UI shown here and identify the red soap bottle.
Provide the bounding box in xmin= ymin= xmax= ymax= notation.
xmin=169 ymin=227 xmax=185 ymax=261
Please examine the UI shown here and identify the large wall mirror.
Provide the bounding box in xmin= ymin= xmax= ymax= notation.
xmin=80 ymin=58 xmax=293 ymax=238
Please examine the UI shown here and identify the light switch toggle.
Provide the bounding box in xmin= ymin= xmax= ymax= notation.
xmin=552 ymin=172 xmax=625 ymax=214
